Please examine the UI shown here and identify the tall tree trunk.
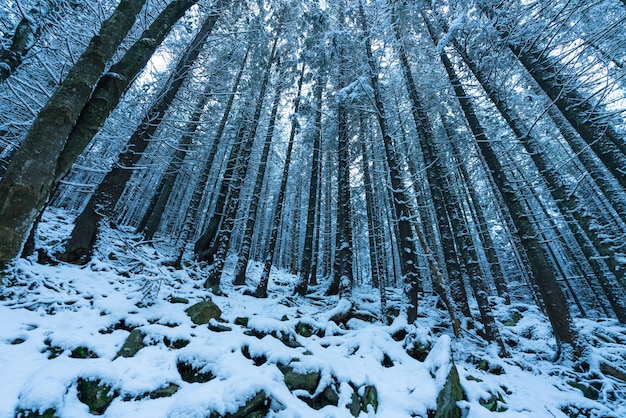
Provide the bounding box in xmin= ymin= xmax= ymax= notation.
xmin=0 ymin=0 xmax=147 ymax=270
xmin=61 ymin=5 xmax=226 ymax=263
xmin=359 ymin=114 xmax=382 ymax=290
xmin=55 ymin=0 xmax=201 ymax=182
xmin=389 ymin=4 xmax=469 ymax=320
xmin=0 ymin=1 xmax=52 ymax=82
xmin=172 ymin=45 xmax=250 ymax=265
xmin=295 ymin=72 xmax=325 ymax=296
xmin=428 ymin=11 xmax=580 ymax=354
xmin=203 ymin=36 xmax=279 ymax=291
xmin=447 ymin=31 xmax=626 ymax=322
xmin=136 ymin=81 xmax=212 ymax=240
xmin=481 ymin=2 xmax=626 ymax=191
xmin=361 ymin=1 xmax=424 ymax=322
xmin=195 ymin=37 xmax=278 ymax=262
xmin=233 ymin=72 xmax=284 ymax=286
xmin=255 ymin=63 xmax=304 ymax=297
xmin=440 ymin=114 xmax=510 ymax=303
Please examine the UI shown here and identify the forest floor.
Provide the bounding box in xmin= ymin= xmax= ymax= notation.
xmin=1 ymin=209 xmax=626 ymax=417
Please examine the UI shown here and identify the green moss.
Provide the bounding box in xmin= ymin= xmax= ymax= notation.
xmin=15 ymin=408 xmax=58 ymax=418
xmin=77 ymin=378 xmax=117 ymax=415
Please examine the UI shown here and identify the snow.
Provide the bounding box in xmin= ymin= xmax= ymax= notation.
xmin=1 ymin=208 xmax=625 ymax=417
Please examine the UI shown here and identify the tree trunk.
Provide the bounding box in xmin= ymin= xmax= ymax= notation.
xmin=449 ymin=34 xmax=626 ymax=323
xmin=0 ymin=0 xmax=147 ymax=270
xmin=195 ymin=37 xmax=278 ymax=262
xmin=55 ymin=0 xmax=200 ymax=182
xmin=203 ymin=36 xmax=279 ymax=291
xmin=60 ymin=4 xmax=226 ymax=263
xmin=172 ymin=44 xmax=250 ymax=265
xmin=0 ymin=2 xmax=52 ymax=82
xmin=233 ymin=73 xmax=284 ymax=286
xmin=428 ymin=11 xmax=580 ymax=353
xmin=295 ymin=71 xmax=325 ymax=296
xmin=255 ymin=63 xmax=304 ymax=297
xmin=361 ymin=1 xmax=423 ymax=322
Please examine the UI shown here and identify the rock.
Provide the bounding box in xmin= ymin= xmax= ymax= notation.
xmin=177 ymin=360 xmax=215 ymax=383
xmin=567 ymin=381 xmax=599 ymax=400
xmin=361 ymin=385 xmax=378 ymax=413
xmin=70 ymin=346 xmax=98 ymax=359
xmin=228 ymin=390 xmax=269 ymax=418
xmin=502 ymin=310 xmax=523 ymax=326
xmin=208 ymin=322 xmax=232 ymax=332
xmin=163 ymin=337 xmax=189 ymax=349
xmin=234 ymin=317 xmax=249 ymax=327
xmin=301 ymin=384 xmax=340 ymax=410
xmin=279 ymin=365 xmax=320 ymax=393
xmin=295 ymin=322 xmax=314 ymax=337
xmin=148 ymin=383 xmax=179 ymax=399
xmin=15 ymin=408 xmax=57 ymax=418
xmin=77 ymin=378 xmax=117 ymax=415
xmin=114 ymin=329 xmax=146 ymax=359
xmin=186 ymin=301 xmax=222 ymax=325
xmin=169 ymin=296 xmax=189 ymax=304
xmin=346 ymin=384 xmax=378 ymax=416
xmin=434 ymin=364 xmax=464 ymax=418
xmin=406 ymin=340 xmax=431 ymax=362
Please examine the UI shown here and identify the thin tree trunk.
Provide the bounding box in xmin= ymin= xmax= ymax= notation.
xmin=233 ymin=72 xmax=284 ymax=286
xmin=390 ymin=4 xmax=468 ymax=321
xmin=445 ymin=26 xmax=626 ymax=323
xmin=173 ymin=45 xmax=250 ymax=265
xmin=195 ymin=37 xmax=278 ymax=262
xmin=60 ymin=4 xmax=226 ymax=263
xmin=0 ymin=2 xmax=52 ymax=82
xmin=0 ymin=0 xmax=147 ymax=269
xmin=361 ymin=1 xmax=423 ymax=322
xmin=295 ymin=71 xmax=325 ymax=295
xmin=203 ymin=36 xmax=279 ymax=291
xmin=429 ymin=11 xmax=580 ymax=353
xmin=255 ymin=63 xmax=305 ymax=297
xmin=55 ymin=0 xmax=201 ymax=182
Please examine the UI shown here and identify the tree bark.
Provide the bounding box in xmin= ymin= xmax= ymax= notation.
xmin=0 ymin=0 xmax=147 ymax=270
xmin=55 ymin=0 xmax=200 ymax=182
xmin=255 ymin=63 xmax=304 ymax=297
xmin=60 ymin=3 xmax=226 ymax=263
xmin=234 ymin=73 xmax=284 ymax=286
xmin=428 ymin=11 xmax=580 ymax=353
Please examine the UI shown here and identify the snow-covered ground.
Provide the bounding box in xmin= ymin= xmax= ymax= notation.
xmin=1 ymin=209 xmax=625 ymax=417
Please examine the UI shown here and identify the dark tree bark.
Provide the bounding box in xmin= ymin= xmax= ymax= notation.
xmin=393 ymin=8 xmax=471 ymax=319
xmin=203 ymin=36 xmax=279 ymax=291
xmin=255 ymin=63 xmax=305 ymax=297
xmin=295 ymin=72 xmax=325 ymax=296
xmin=360 ymin=1 xmax=424 ymax=322
xmin=234 ymin=73 xmax=284 ymax=286
xmin=55 ymin=0 xmax=200 ymax=182
xmin=60 ymin=3 xmax=227 ymax=263
xmin=481 ymin=2 xmax=626 ymax=192
xmin=440 ymin=114 xmax=510 ymax=303
xmin=170 ymin=45 xmax=250 ymax=265
xmin=428 ymin=11 xmax=580 ymax=354
xmin=0 ymin=2 xmax=52 ymax=82
xmin=0 ymin=0 xmax=147 ymax=270
xmin=195 ymin=37 xmax=279 ymax=263
xmin=447 ymin=32 xmax=626 ymax=323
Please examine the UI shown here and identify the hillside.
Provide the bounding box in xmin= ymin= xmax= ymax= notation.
xmin=1 ymin=209 xmax=626 ymax=418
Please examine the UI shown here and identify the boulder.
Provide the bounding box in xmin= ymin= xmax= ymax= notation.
xmin=114 ymin=329 xmax=145 ymax=359
xmin=434 ymin=365 xmax=464 ymax=418
xmin=77 ymin=378 xmax=117 ymax=415
xmin=185 ymin=301 xmax=222 ymax=325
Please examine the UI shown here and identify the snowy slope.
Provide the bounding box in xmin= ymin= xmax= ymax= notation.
xmin=1 ymin=209 xmax=625 ymax=417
